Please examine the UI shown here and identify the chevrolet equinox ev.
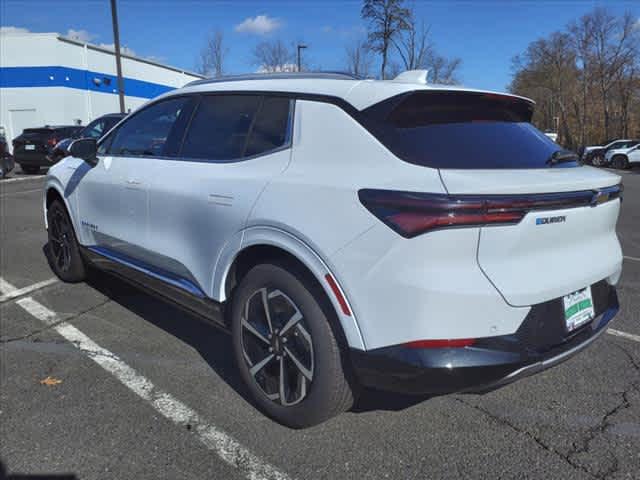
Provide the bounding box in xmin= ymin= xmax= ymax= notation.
xmin=43 ymin=71 xmax=622 ymax=428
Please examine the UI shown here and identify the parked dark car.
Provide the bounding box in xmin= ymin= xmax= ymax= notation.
xmin=49 ymin=113 xmax=126 ymax=164
xmin=0 ymin=133 xmax=15 ymax=179
xmin=13 ymin=125 xmax=83 ymax=174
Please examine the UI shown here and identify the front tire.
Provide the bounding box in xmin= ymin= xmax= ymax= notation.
xmin=231 ymin=261 xmax=354 ymax=428
xmin=46 ymin=199 xmax=86 ymax=282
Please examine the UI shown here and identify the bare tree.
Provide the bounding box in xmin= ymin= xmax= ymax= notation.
xmin=196 ymin=30 xmax=227 ymax=78
xmin=344 ymin=39 xmax=373 ymax=77
xmin=510 ymin=7 xmax=640 ymax=148
xmin=425 ymin=51 xmax=461 ymax=84
xmin=361 ymin=0 xmax=411 ymax=79
xmin=252 ymin=39 xmax=295 ymax=73
xmin=393 ymin=17 xmax=430 ymax=70
xmin=587 ymin=9 xmax=639 ymax=139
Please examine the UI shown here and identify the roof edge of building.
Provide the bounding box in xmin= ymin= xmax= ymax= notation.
xmin=57 ymin=35 xmax=204 ymax=79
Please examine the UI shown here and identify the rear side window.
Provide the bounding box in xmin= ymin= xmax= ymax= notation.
xmin=245 ymin=97 xmax=291 ymax=157
xmin=364 ymin=91 xmax=563 ymax=169
xmin=108 ymin=97 xmax=191 ymax=157
xmin=180 ymin=95 xmax=261 ymax=161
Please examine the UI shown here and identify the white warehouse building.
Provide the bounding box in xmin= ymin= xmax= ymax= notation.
xmin=0 ymin=31 xmax=202 ymax=143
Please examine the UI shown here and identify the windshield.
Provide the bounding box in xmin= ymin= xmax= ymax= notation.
xmin=364 ymin=91 xmax=566 ymax=169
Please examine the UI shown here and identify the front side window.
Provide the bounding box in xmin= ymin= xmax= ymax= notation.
xmin=108 ymin=97 xmax=191 ymax=157
xmin=180 ymin=95 xmax=261 ymax=161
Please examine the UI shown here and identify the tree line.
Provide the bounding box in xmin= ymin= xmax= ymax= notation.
xmin=195 ymin=0 xmax=461 ymax=84
xmin=509 ymin=7 xmax=639 ymax=149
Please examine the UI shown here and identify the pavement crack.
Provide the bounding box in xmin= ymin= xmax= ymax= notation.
xmin=455 ymin=396 xmax=598 ymax=478
xmin=0 ymin=298 xmax=111 ymax=344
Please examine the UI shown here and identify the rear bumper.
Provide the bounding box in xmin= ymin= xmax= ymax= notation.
xmin=350 ymin=283 xmax=618 ymax=395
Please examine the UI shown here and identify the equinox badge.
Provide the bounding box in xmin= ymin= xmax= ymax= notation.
xmin=536 ymin=216 xmax=566 ymax=225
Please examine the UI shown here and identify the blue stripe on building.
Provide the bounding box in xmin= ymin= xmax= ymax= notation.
xmin=0 ymin=66 xmax=177 ymax=99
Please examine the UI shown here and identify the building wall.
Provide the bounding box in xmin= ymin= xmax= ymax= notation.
xmin=0 ymin=32 xmax=201 ymax=144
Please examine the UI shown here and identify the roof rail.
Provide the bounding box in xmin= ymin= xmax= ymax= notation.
xmin=184 ymin=71 xmax=362 ymax=87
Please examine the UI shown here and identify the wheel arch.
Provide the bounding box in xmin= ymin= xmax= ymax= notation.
xmin=215 ymin=226 xmax=366 ymax=350
xmin=44 ymin=182 xmax=70 ymax=229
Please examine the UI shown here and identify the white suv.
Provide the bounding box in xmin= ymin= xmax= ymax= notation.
xmin=605 ymin=142 xmax=640 ymax=169
xmin=44 ymin=71 xmax=623 ymax=428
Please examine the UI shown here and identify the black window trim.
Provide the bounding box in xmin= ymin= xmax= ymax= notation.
xmin=174 ymin=93 xmax=296 ymax=163
xmin=99 ymin=91 xmax=297 ymax=164
xmin=98 ymin=93 xmax=198 ymax=161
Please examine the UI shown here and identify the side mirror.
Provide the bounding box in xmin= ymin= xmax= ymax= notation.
xmin=69 ymin=138 xmax=98 ymax=166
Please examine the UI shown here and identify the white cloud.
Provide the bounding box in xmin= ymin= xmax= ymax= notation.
xmin=235 ymin=15 xmax=282 ymax=35
xmin=0 ymin=26 xmax=31 ymax=35
xmin=98 ymin=43 xmax=137 ymax=56
xmin=65 ymin=29 xmax=95 ymax=42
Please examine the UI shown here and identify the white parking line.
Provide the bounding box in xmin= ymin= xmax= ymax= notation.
xmin=0 ymin=175 xmax=46 ymax=183
xmin=607 ymin=328 xmax=640 ymax=343
xmin=0 ymin=277 xmax=58 ymax=303
xmin=0 ymin=278 xmax=291 ymax=480
xmin=623 ymin=255 xmax=640 ymax=262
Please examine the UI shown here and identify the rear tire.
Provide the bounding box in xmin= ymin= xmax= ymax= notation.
xmin=46 ymin=199 xmax=86 ymax=282
xmin=21 ymin=165 xmax=40 ymax=174
xmin=612 ymin=155 xmax=629 ymax=170
xmin=231 ymin=261 xmax=354 ymax=428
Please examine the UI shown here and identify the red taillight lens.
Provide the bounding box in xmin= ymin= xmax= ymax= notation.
xmin=405 ymin=338 xmax=476 ymax=349
xmin=358 ymin=189 xmax=527 ymax=238
xmin=358 ymin=187 xmax=620 ymax=238
xmin=47 ymin=138 xmax=57 ymax=146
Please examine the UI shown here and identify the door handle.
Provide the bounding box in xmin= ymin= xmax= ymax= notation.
xmin=126 ymin=180 xmax=142 ymax=185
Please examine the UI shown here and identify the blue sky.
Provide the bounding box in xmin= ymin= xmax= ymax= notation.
xmin=1 ymin=0 xmax=638 ymax=91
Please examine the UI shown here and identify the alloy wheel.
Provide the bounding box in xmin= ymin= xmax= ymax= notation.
xmin=240 ymin=288 xmax=314 ymax=406
xmin=49 ymin=208 xmax=73 ymax=272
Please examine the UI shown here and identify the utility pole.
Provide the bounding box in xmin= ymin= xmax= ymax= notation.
xmin=297 ymin=44 xmax=307 ymax=72
xmin=110 ymin=0 xmax=125 ymax=113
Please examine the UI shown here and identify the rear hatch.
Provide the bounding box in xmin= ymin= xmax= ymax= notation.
xmin=364 ymin=90 xmax=623 ymax=307
xmin=13 ymin=128 xmax=56 ymax=158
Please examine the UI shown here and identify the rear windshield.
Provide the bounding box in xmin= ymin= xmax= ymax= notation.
xmin=364 ymin=91 xmax=565 ymax=169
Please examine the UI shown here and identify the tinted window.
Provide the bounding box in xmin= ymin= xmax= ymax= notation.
xmin=245 ymin=97 xmax=291 ymax=157
xmin=82 ymin=119 xmax=107 ymax=139
xmin=364 ymin=91 xmax=564 ymax=169
xmin=109 ymin=97 xmax=190 ymax=157
xmin=181 ymin=95 xmax=261 ymax=160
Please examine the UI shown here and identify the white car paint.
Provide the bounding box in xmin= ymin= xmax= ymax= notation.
xmin=605 ymin=144 xmax=640 ymax=165
xmin=44 ymin=74 xmax=623 ymax=352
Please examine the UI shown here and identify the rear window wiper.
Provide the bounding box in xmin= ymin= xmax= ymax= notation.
xmin=546 ymin=150 xmax=579 ymax=166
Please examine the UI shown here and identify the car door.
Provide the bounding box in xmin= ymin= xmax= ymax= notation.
xmin=76 ymin=96 xmax=195 ymax=260
xmin=628 ymin=146 xmax=640 ymax=164
xmin=145 ymin=94 xmax=294 ymax=298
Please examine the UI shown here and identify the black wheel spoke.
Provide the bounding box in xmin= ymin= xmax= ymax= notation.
xmin=241 ymin=288 xmax=314 ymax=407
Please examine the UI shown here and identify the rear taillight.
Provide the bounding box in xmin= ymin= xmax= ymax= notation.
xmin=358 ymin=186 xmax=622 ymax=238
xmin=47 ymin=138 xmax=57 ymax=146
xmin=359 ymin=189 xmax=526 ymax=238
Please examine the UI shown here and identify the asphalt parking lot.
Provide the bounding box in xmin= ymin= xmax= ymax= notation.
xmin=0 ymin=167 xmax=638 ymax=480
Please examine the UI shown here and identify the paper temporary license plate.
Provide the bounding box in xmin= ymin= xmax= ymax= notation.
xmin=25 ymin=144 xmax=35 ymax=150
xmin=563 ymin=287 xmax=595 ymax=332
